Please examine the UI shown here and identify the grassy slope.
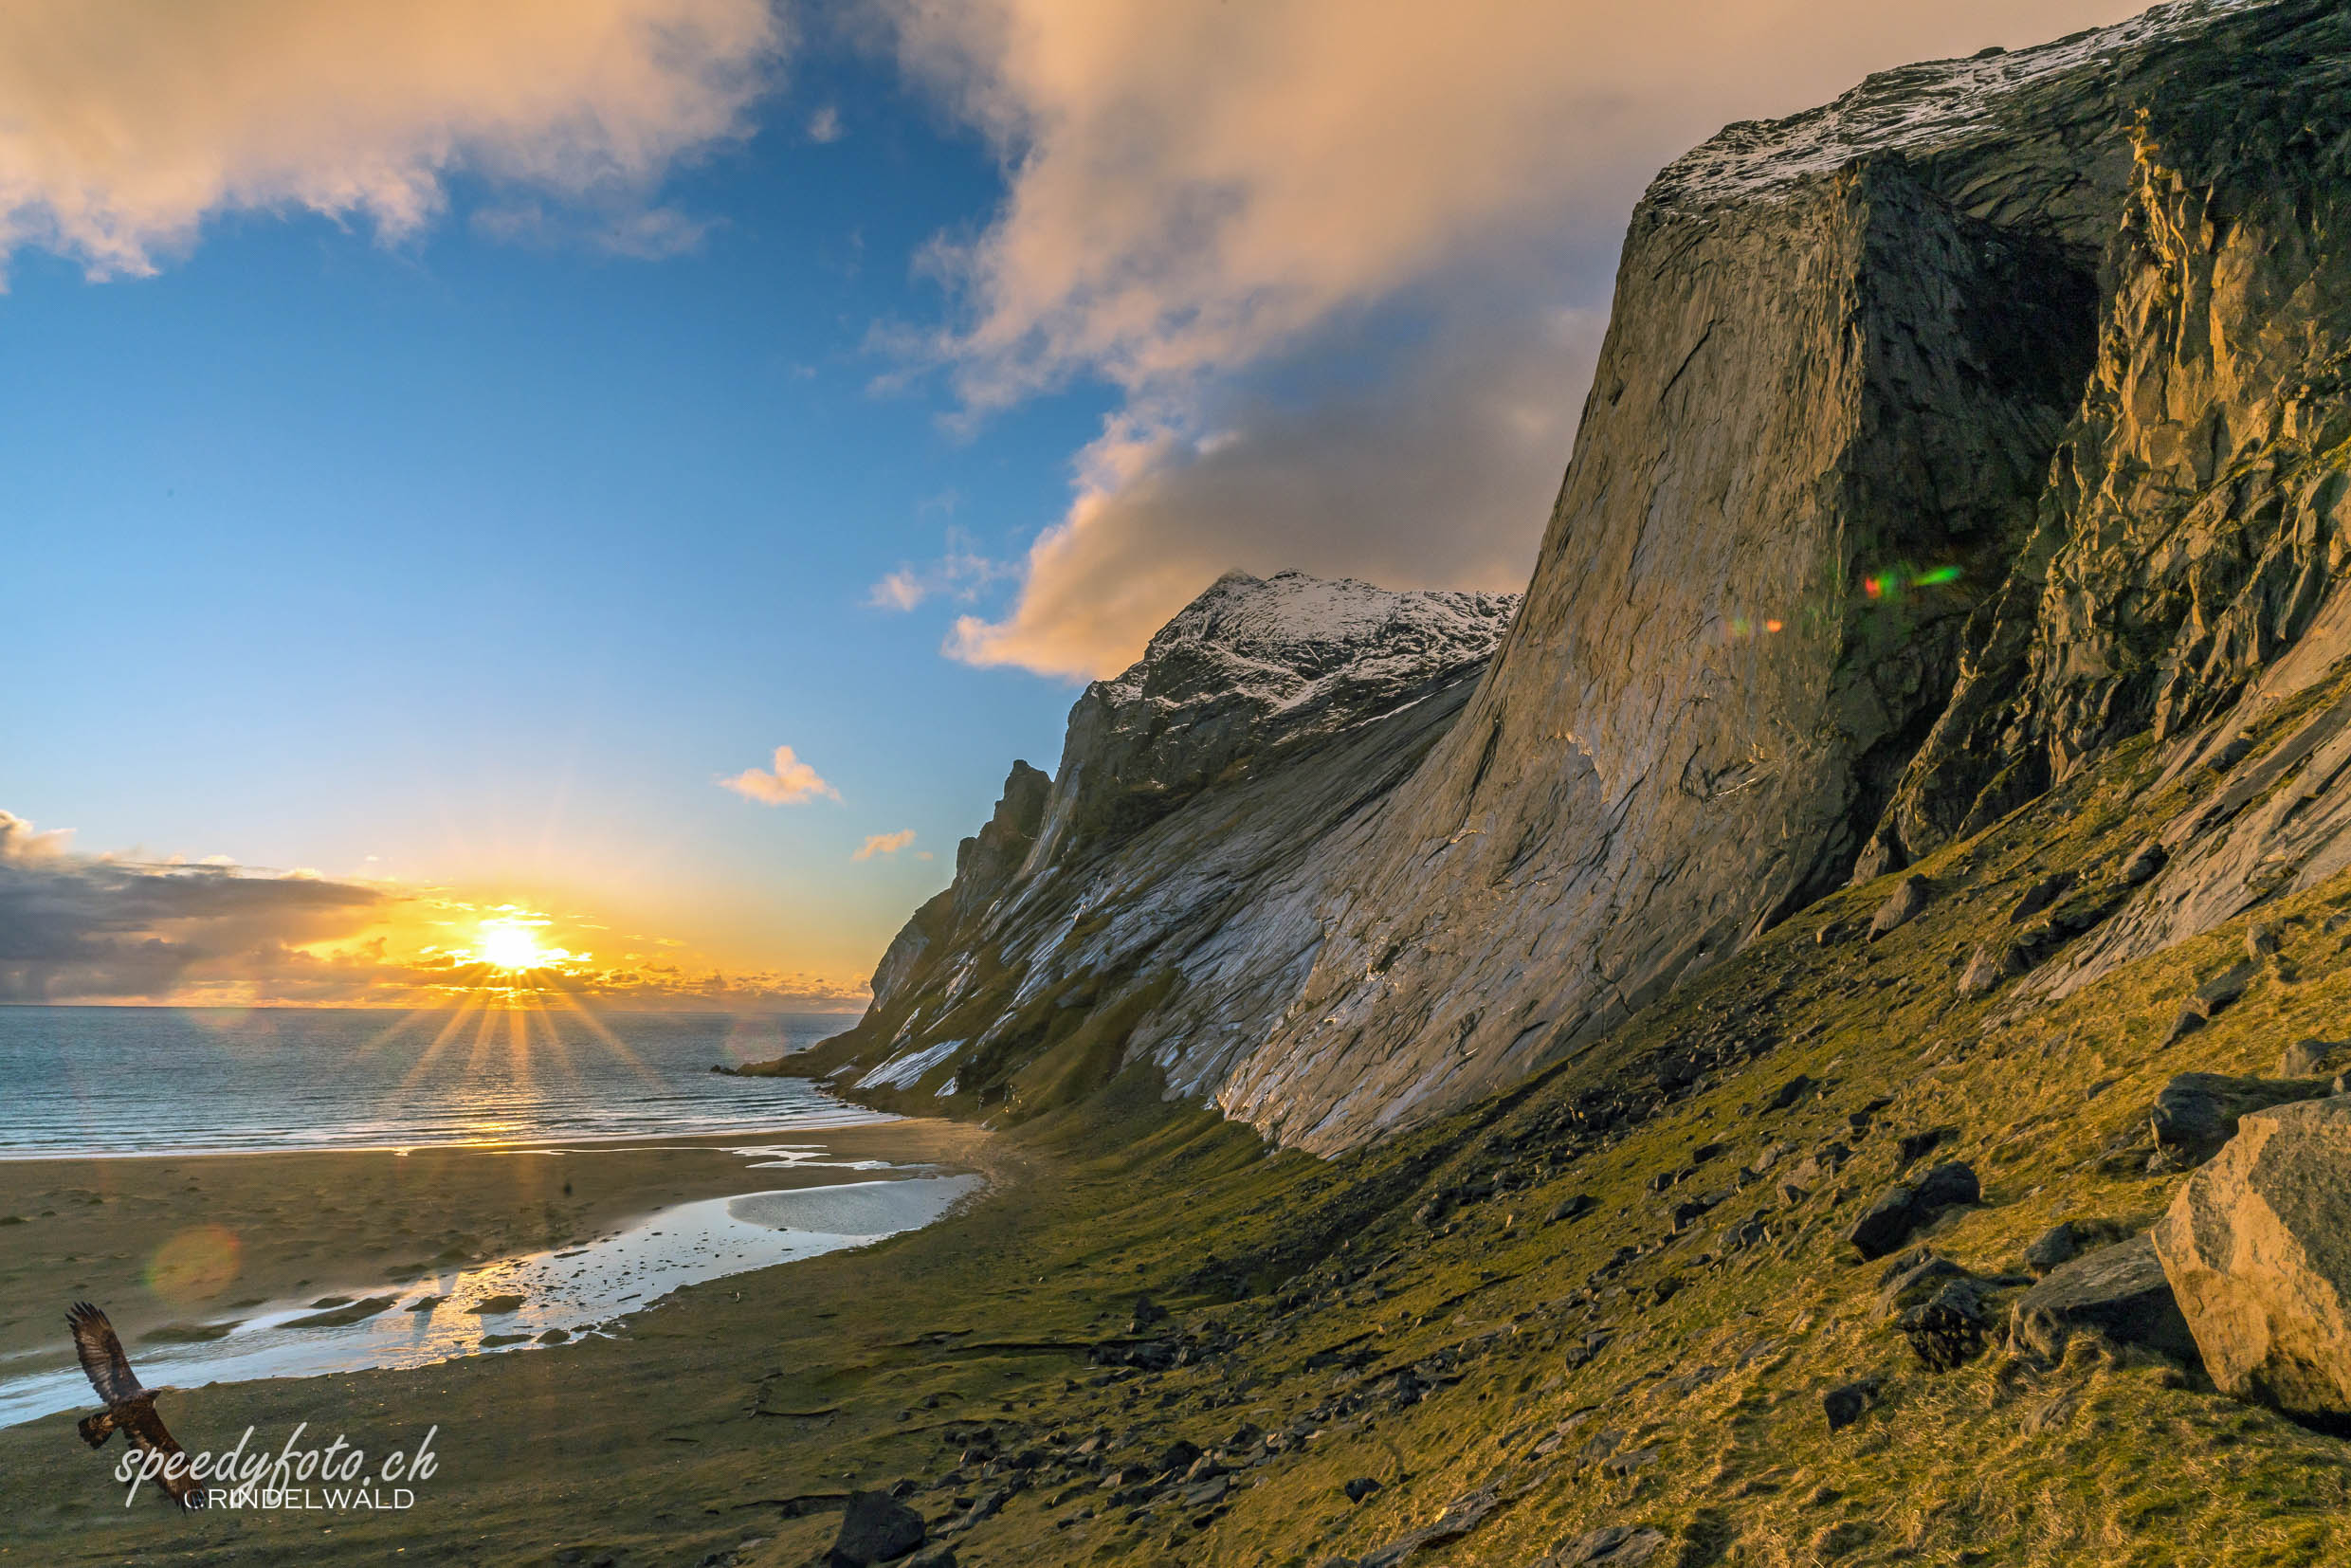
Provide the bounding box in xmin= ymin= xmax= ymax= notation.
xmin=9 ymin=690 xmax=2351 ymax=1567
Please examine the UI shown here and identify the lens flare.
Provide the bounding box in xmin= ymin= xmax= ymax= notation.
xmin=145 ymin=1224 xmax=242 ymax=1305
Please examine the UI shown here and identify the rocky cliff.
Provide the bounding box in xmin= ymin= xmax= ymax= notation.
xmin=815 ymin=0 xmax=2351 ymax=1156
xmin=1229 ymin=0 xmax=2351 ymax=1150
xmin=802 ymin=571 xmax=1519 ymax=1109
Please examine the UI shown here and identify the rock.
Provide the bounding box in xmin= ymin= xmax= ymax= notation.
xmin=903 ymin=1549 xmax=957 ymax=1568
xmin=1895 ymin=1128 xmax=1951 ymax=1169
xmin=2009 ymin=871 xmax=2078 ymax=924
xmin=2009 ymin=1235 xmax=2198 ymax=1364
xmin=1547 ymin=1194 xmax=1598 ymax=1225
xmin=829 ymin=1490 xmax=927 ymax=1567
xmin=2024 ymin=1221 xmax=2085 ymax=1276
xmin=1876 ymin=1249 xmax=1967 ymax=1317
xmin=1556 ymin=1524 xmax=1668 ymax=1565
xmin=1786 ymin=1142 xmax=1850 ymax=1193
xmin=1898 ymin=1277 xmax=1994 ymax=1371
xmin=2246 ymin=923 xmax=2280 ymax=959
xmin=1156 ymin=1439 xmax=1202 ymax=1476
xmin=1344 ymin=1477 xmax=1383 ymax=1503
xmin=1358 ymin=1487 xmax=1500 ymax=1568
xmin=2192 ymin=960 xmax=2258 ymax=1017
xmin=1957 ymin=944 xmax=2023 ymax=997
xmin=2278 ymin=1040 xmax=2350 ymax=1079
xmin=2120 ymin=840 xmax=2166 ymax=884
xmin=2162 ymin=1009 xmax=2209 ymax=1046
xmin=1763 ymin=1075 xmax=1814 ymax=1112
xmin=1847 ymin=1164 xmax=1979 ymax=1260
xmin=1822 ymin=1377 xmax=1882 ymax=1431
xmin=1129 ymin=1295 xmax=1169 ymax=1331
xmin=1868 ymin=876 xmax=1933 ymax=939
xmin=2154 ymin=1095 xmax=2351 ymax=1431
xmin=2148 ymin=1074 xmax=2333 ymax=1169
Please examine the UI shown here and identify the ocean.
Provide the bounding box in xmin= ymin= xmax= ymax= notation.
xmin=0 ymin=1006 xmax=878 ymax=1156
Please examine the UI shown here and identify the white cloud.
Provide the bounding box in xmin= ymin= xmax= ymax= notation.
xmin=808 ymin=104 xmax=845 ymax=143
xmin=0 ymin=0 xmax=783 ymax=279
xmin=853 ymin=829 xmax=918 ymax=860
xmin=719 ymin=745 xmax=842 ymax=806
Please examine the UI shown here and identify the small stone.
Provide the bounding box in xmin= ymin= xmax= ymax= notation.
xmin=1957 ymin=943 xmax=2023 ymax=996
xmin=1343 ymin=1477 xmax=1383 ymax=1503
xmin=1558 ymin=1524 xmax=1668 ymax=1564
xmin=1821 ymin=1377 xmax=1882 ymax=1431
xmin=829 ymin=1490 xmax=926 ymax=1567
xmin=1764 ymin=1074 xmax=1814 ymax=1111
xmin=1897 ymin=1278 xmax=1993 ymax=1371
xmin=2009 ymin=871 xmax=2078 ymax=924
xmin=2162 ymin=1008 xmax=2208 ymax=1046
xmin=2192 ymin=960 xmax=2258 ymax=1017
xmin=2246 ymin=923 xmax=2280 ymax=958
xmin=2120 ymin=840 xmax=2166 ymax=884
xmin=2278 ymin=1039 xmax=2349 ymax=1078
xmin=1868 ymin=875 xmax=1933 ymax=939
xmin=1548 ymin=1194 xmax=1598 ymax=1225
xmin=2024 ymin=1222 xmax=2085 ymax=1276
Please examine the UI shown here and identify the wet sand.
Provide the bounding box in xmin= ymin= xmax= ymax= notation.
xmin=0 ymin=1120 xmax=988 ymax=1372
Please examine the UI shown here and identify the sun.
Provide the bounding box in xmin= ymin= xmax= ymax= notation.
xmin=473 ymin=919 xmax=549 ymax=972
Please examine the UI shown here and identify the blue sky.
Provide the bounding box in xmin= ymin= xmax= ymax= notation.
xmin=3 ymin=39 xmax=1099 ymax=988
xmin=0 ymin=0 xmax=2146 ymax=1005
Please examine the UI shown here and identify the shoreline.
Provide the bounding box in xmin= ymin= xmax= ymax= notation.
xmin=0 ymin=1118 xmax=991 ymax=1374
xmin=0 ymin=1108 xmax=897 ymax=1162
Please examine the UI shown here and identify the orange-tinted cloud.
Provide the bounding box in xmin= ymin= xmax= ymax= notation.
xmin=0 ymin=0 xmax=782 ymax=278
xmin=852 ymin=829 xmax=916 ymax=860
xmin=719 ymin=745 xmax=842 ymax=806
xmin=884 ymin=0 xmax=2146 ymax=677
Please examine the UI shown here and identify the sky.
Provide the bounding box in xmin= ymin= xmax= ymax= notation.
xmin=0 ymin=0 xmax=2149 ymax=1010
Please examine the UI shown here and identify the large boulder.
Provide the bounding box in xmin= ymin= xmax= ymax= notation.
xmin=2154 ymin=1095 xmax=2351 ymax=1431
xmin=2148 ymin=1074 xmax=2333 ymax=1169
xmin=2009 ymin=1234 xmax=2198 ymax=1364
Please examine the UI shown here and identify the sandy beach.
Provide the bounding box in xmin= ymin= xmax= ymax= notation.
xmin=0 ymin=1120 xmax=989 ymax=1375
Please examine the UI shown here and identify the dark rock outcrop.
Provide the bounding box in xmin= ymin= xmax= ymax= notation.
xmin=829 ymin=1489 xmax=927 ymax=1567
xmin=2148 ymin=1073 xmax=2333 ymax=1170
xmin=1848 ymin=1163 xmax=1979 ymax=1260
xmin=2155 ymin=1095 xmax=2351 ymax=1431
xmin=2009 ymin=1235 xmax=2199 ymax=1365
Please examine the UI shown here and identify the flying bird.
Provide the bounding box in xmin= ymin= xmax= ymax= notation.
xmin=67 ymin=1301 xmax=203 ymax=1508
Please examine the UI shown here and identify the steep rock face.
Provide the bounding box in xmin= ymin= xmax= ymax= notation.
xmin=1214 ymin=0 xmax=2346 ymax=1152
xmin=867 ymin=760 xmax=1050 ymax=1006
xmin=832 ymin=573 xmax=1516 ymax=1106
xmin=1880 ymin=29 xmax=2351 ymax=867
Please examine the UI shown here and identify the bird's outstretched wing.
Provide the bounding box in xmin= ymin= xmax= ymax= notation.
xmin=122 ymin=1401 xmax=204 ymax=1509
xmin=66 ymin=1301 xmax=145 ymax=1405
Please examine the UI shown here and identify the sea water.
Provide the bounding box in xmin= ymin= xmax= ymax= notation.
xmin=0 ymin=1006 xmax=877 ymax=1157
